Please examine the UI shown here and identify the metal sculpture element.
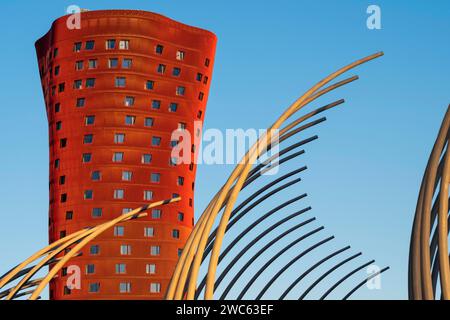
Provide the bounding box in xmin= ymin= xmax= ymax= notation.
xmin=166 ymin=52 xmax=387 ymax=300
xmin=0 ymin=197 xmax=180 ymax=300
xmin=409 ymin=105 xmax=450 ymax=300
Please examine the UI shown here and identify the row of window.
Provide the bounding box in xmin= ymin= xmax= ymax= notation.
xmin=60 ymin=189 xmax=186 ymax=203
xmin=64 ymin=282 xmax=161 ymax=295
xmin=59 ymin=172 xmax=185 ymax=185
xmin=63 ymin=210 xmax=188 ymax=224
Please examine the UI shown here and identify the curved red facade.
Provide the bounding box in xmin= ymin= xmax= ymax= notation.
xmin=35 ymin=10 xmax=216 ymax=300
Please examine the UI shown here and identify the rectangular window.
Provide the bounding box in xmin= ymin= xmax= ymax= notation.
xmin=144 ymin=227 xmax=154 ymax=237
xmin=151 ymin=100 xmax=161 ymax=109
xmin=119 ymin=282 xmax=131 ymax=293
xmin=82 ymin=153 xmax=92 ymax=163
xmin=108 ymin=58 xmax=118 ymax=68
xmin=54 ymin=103 xmax=61 ymax=113
xmin=205 ymin=58 xmax=210 ymax=67
xmin=150 ymin=246 xmax=160 ymax=256
xmin=144 ymin=117 xmax=154 ymax=127
xmin=86 ymin=78 xmax=95 ymax=88
xmin=116 ymin=263 xmax=127 ymax=274
xmin=204 ymin=76 xmax=209 ymax=85
xmin=119 ymin=40 xmax=130 ymax=50
xmin=77 ymin=98 xmax=85 ymax=107
xmin=84 ymin=134 xmax=93 ymax=144
xmin=173 ymin=67 xmax=181 ymax=77
xmin=86 ymin=264 xmax=95 ymax=274
xmin=53 ymin=48 xmax=59 ymax=57
xmin=152 ymin=136 xmax=161 ymax=146
xmin=85 ymin=115 xmax=95 ymax=125
xmin=122 ymin=58 xmax=132 ymax=69
xmin=56 ymin=121 xmax=62 ymax=131
xmin=152 ymin=209 xmax=162 ymax=219
xmin=142 ymin=154 xmax=152 ymax=164
xmin=157 ymin=64 xmax=166 ymax=74
xmin=75 ymin=60 xmax=84 ymax=70
xmin=199 ymin=92 xmax=205 ymax=101
xmin=89 ymin=283 xmax=100 ymax=293
xmin=63 ymin=286 xmax=71 ymax=295
xmin=196 ymin=73 xmax=203 ymax=82
xmin=146 ymin=264 xmax=156 ymax=275
xmin=85 ymin=40 xmax=95 ymax=50
xmin=144 ymin=190 xmax=153 ymax=201
xmin=74 ymin=79 xmax=82 ymax=89
xmin=146 ymin=80 xmax=154 ymax=90
xmin=114 ymin=133 xmax=125 ymax=144
xmin=150 ymin=283 xmax=161 ymax=293
xmin=92 ymin=208 xmax=102 ymax=218
xmin=155 ymin=44 xmax=164 ymax=54
xmin=120 ymin=245 xmax=131 ymax=255
xmin=84 ymin=190 xmax=93 ymax=200
xmin=125 ymin=115 xmax=136 ymax=125
xmin=66 ymin=211 xmax=73 ymax=220
xmin=178 ymin=122 xmax=187 ymax=130
xmin=176 ymin=86 xmax=185 ymax=96
xmin=88 ymin=59 xmax=97 ymax=69
xmin=122 ymin=171 xmax=132 ymax=181
xmin=74 ymin=42 xmax=82 ymax=52
xmin=177 ymin=176 xmax=185 ymax=186
xmin=60 ymin=138 xmax=67 ymax=148
xmin=54 ymin=66 xmax=60 ymax=76
xmin=172 ymin=229 xmax=180 ymax=239
xmin=90 ymin=245 xmax=100 ymax=255
xmin=169 ymin=103 xmax=178 ymax=112
xmin=151 ymin=173 xmax=160 ymax=183
xmin=91 ymin=171 xmax=101 ymax=181
xmin=122 ymin=208 xmax=132 ymax=214
xmin=115 ymin=77 xmax=126 ymax=87
xmin=176 ymin=50 xmax=185 ymax=61
xmin=114 ymin=226 xmax=124 ymax=236
xmin=178 ymin=212 xmax=184 ymax=222
xmin=54 ymin=159 xmax=60 ymax=168
xmin=114 ymin=189 xmax=124 ymax=199
xmin=113 ymin=152 xmax=124 ymax=163
xmin=58 ymin=83 xmax=65 ymax=92
xmin=124 ymin=96 xmax=135 ymax=106
xmin=106 ymin=39 xmax=116 ymax=50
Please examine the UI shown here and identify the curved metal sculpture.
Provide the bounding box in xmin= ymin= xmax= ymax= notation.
xmin=0 ymin=197 xmax=180 ymax=300
xmin=166 ymin=52 xmax=388 ymax=300
xmin=409 ymin=105 xmax=450 ymax=300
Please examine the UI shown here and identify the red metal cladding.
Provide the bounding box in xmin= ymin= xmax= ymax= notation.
xmin=35 ymin=10 xmax=216 ymax=300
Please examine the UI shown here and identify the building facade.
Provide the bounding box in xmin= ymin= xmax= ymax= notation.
xmin=35 ymin=10 xmax=216 ymax=300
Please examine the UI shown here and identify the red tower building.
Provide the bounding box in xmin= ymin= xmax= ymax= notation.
xmin=35 ymin=10 xmax=216 ymax=300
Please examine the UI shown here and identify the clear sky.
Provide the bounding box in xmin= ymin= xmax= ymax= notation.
xmin=0 ymin=0 xmax=449 ymax=300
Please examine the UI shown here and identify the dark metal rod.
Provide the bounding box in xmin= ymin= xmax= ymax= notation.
xmin=343 ymin=267 xmax=390 ymax=300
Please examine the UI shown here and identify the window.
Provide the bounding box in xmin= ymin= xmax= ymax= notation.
xmin=114 ymin=189 xmax=124 ymax=199
xmin=151 ymin=173 xmax=160 ymax=183
xmin=169 ymin=103 xmax=178 ymax=112
xmin=60 ymin=138 xmax=67 ymax=148
xmin=82 ymin=153 xmax=92 ymax=163
xmin=85 ymin=115 xmax=95 ymax=125
xmin=170 ymin=140 xmax=179 ymax=148
xmin=150 ymin=246 xmax=160 ymax=256
xmin=124 ymin=96 xmax=135 ymax=106
xmin=54 ymin=159 xmax=60 ymax=168
xmin=85 ymin=40 xmax=95 ymax=50
xmin=120 ymin=245 xmax=131 ymax=255
xmin=53 ymin=48 xmax=59 ymax=57
xmin=178 ymin=122 xmax=187 ymax=131
xmin=89 ymin=283 xmax=100 ymax=293
xmin=144 ymin=190 xmax=153 ymax=201
xmin=155 ymin=44 xmax=164 ymax=54
xmin=144 ymin=227 xmax=154 ymax=237
xmin=178 ymin=177 xmax=185 ymax=186
xmin=91 ymin=171 xmax=101 ymax=181
xmin=157 ymin=64 xmax=166 ymax=74
xmin=176 ymin=50 xmax=185 ymax=61
xmin=152 ymin=209 xmax=161 ymax=219
xmin=122 ymin=171 xmax=132 ymax=181
xmin=125 ymin=115 xmax=136 ymax=125
xmin=142 ymin=154 xmax=152 ymax=164
xmin=88 ymin=59 xmax=97 ymax=69
xmin=114 ymin=226 xmax=124 ymax=236
xmin=106 ymin=39 xmax=116 ymax=49
xmin=152 ymin=136 xmax=161 ymax=146
xmin=196 ymin=73 xmax=203 ymax=82
xmin=119 ymin=40 xmax=129 ymax=50
xmin=173 ymin=67 xmax=181 ymax=77
xmin=62 ymin=268 xmax=68 ymax=276
xmin=119 ymin=282 xmax=131 ymax=293
xmin=172 ymin=193 xmax=180 ymax=199
xmin=54 ymin=103 xmax=61 ymax=113
xmin=199 ymin=92 xmax=205 ymax=101
xmin=113 ymin=152 xmax=124 ymax=163
xmin=83 ymin=134 xmax=93 ymax=144
xmin=60 ymin=230 xmax=66 ymax=238
xmin=58 ymin=83 xmax=65 ymax=92
xmin=66 ymin=211 xmax=73 ymax=220
xmin=178 ymin=212 xmax=184 ymax=222
xmin=115 ymin=77 xmax=126 ymax=87
xmin=84 ymin=190 xmax=93 ymax=200
xmin=176 ymin=86 xmax=185 ymax=96
xmin=116 ymin=263 xmax=127 ymax=274
xmin=64 ymin=286 xmax=71 ymax=295
xmin=178 ymin=248 xmax=183 ymax=257
xmin=197 ymin=110 xmax=203 ymax=119
xmin=77 ymin=98 xmax=85 ymax=107
xmin=204 ymin=76 xmax=209 ymax=85
xmin=151 ymin=100 xmax=161 ymax=109
xmin=73 ymin=42 xmax=82 ymax=52
xmin=122 ymin=208 xmax=132 ymax=215
xmin=144 ymin=117 xmax=154 ymax=127
xmin=205 ymin=58 xmax=210 ymax=67
xmin=146 ymin=264 xmax=156 ymax=275
xmin=54 ymin=66 xmax=60 ymax=76
xmin=74 ymin=79 xmax=82 ymax=89
xmin=92 ymin=208 xmax=102 ymax=218
xmin=75 ymin=61 xmax=83 ymax=70
xmin=108 ymin=58 xmax=118 ymax=68
xmin=114 ymin=133 xmax=125 ymax=144
xmin=86 ymin=264 xmax=95 ymax=274
xmin=90 ymin=245 xmax=100 ymax=255
xmin=172 ymin=229 xmax=180 ymax=239
xmin=86 ymin=78 xmax=95 ymax=88
xmin=146 ymin=80 xmax=154 ymax=90
xmin=56 ymin=121 xmax=62 ymax=131
xmin=150 ymin=283 xmax=161 ymax=293
xmin=122 ymin=59 xmax=132 ymax=68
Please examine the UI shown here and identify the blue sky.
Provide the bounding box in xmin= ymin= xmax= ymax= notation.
xmin=0 ymin=0 xmax=449 ymax=300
